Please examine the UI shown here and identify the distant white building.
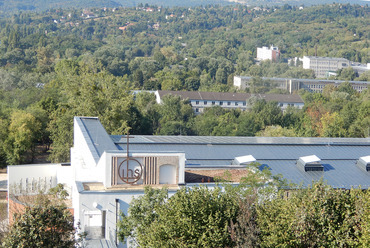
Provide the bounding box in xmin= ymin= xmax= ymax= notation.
xmin=154 ymin=90 xmax=304 ymax=113
xmin=256 ymin=45 xmax=280 ymax=62
xmin=234 ymin=76 xmax=369 ymax=94
xmin=302 ymin=56 xmax=349 ymax=78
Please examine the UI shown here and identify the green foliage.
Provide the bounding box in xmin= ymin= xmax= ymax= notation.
xmin=118 ymin=186 xmax=239 ymax=247
xmin=256 ymin=125 xmax=296 ymax=137
xmin=3 ymin=110 xmax=41 ymax=164
xmin=48 ymin=183 xmax=69 ymax=200
xmin=257 ymin=182 xmax=369 ymax=247
xmin=117 ymin=187 xmax=169 ymax=244
xmin=0 ymin=4 xmax=368 ymax=163
xmin=2 ymin=192 xmax=76 ymax=248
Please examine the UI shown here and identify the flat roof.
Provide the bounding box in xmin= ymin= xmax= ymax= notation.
xmin=112 ymin=135 xmax=370 ymax=189
xmin=157 ymin=90 xmax=304 ymax=103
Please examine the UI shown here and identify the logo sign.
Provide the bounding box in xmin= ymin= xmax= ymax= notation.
xmin=118 ymin=158 xmax=143 ymax=184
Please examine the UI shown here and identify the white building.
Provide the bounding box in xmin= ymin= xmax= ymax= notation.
xmin=234 ymin=76 xmax=370 ymax=94
xmin=302 ymin=56 xmax=350 ymax=78
xmin=7 ymin=117 xmax=370 ymax=247
xmin=155 ymin=90 xmax=304 ymax=113
xmin=256 ymin=45 xmax=280 ymax=62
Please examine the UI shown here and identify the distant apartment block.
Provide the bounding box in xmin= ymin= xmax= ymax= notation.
xmin=302 ymin=56 xmax=349 ymax=78
xmin=155 ymin=90 xmax=304 ymax=114
xmin=234 ymin=76 xmax=369 ymax=94
xmin=256 ymin=45 xmax=280 ymax=62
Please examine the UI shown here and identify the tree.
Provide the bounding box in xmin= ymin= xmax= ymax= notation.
xmin=320 ymin=112 xmax=347 ymax=137
xmin=257 ymin=182 xmax=368 ymax=247
xmin=3 ymin=188 xmax=76 ymax=247
xmin=3 ymin=110 xmax=41 ymax=165
xmin=157 ymin=95 xmax=194 ymax=135
xmin=256 ymin=125 xmax=296 ymax=137
xmin=118 ymin=186 xmax=239 ymax=248
xmin=337 ymin=67 xmax=357 ymax=81
xmin=117 ymin=187 xmax=169 ymax=247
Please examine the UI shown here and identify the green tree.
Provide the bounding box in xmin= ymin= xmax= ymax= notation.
xmin=118 ymin=186 xmax=239 ymax=248
xmin=257 ymin=182 xmax=368 ymax=247
xmin=3 ymin=110 xmax=41 ymax=164
xmin=3 ymin=191 xmax=76 ymax=247
xmin=320 ymin=112 xmax=347 ymax=137
xmin=157 ymin=95 xmax=194 ymax=135
xmin=256 ymin=125 xmax=296 ymax=137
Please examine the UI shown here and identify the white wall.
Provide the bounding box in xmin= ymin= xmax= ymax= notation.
xmin=8 ymin=164 xmax=59 ymax=194
xmin=76 ymin=188 xmax=179 ymax=248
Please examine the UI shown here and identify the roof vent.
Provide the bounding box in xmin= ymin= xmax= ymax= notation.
xmin=232 ymin=155 xmax=256 ymax=165
xmin=297 ymin=155 xmax=323 ymax=172
xmin=356 ymin=155 xmax=370 ymax=172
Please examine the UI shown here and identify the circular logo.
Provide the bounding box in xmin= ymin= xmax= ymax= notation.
xmin=118 ymin=158 xmax=143 ymax=184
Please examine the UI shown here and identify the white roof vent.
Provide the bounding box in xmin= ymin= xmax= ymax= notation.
xmin=233 ymin=155 xmax=256 ymax=165
xmin=297 ymin=155 xmax=323 ymax=172
xmin=356 ymin=155 xmax=370 ymax=172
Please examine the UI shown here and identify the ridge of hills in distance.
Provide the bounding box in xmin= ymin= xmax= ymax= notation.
xmin=0 ymin=0 xmax=368 ymax=13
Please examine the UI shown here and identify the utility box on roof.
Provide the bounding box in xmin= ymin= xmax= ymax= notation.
xmin=232 ymin=155 xmax=256 ymax=165
xmin=356 ymin=155 xmax=370 ymax=172
xmin=297 ymin=155 xmax=323 ymax=172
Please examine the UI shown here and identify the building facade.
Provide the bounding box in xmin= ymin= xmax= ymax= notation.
xmin=256 ymin=45 xmax=280 ymax=62
xmin=302 ymin=56 xmax=350 ymax=78
xmin=155 ymin=90 xmax=304 ymax=114
xmin=234 ymin=76 xmax=369 ymax=94
xmin=7 ymin=117 xmax=370 ymax=247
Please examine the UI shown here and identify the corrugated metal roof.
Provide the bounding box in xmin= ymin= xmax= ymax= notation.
xmin=111 ymin=135 xmax=370 ymax=145
xmin=259 ymin=160 xmax=370 ymax=189
xmin=118 ymin=143 xmax=369 ymax=161
xmin=111 ymin=135 xmax=370 ymax=189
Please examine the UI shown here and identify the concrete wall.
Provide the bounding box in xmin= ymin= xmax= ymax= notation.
xmin=8 ymin=164 xmax=60 ymax=194
xmin=76 ymin=188 xmax=179 ymax=247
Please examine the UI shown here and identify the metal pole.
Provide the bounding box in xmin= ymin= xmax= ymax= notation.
xmin=115 ymin=198 xmax=119 ymax=247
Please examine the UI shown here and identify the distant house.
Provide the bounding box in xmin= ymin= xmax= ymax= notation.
xmin=154 ymin=90 xmax=304 ymax=114
xmin=256 ymin=45 xmax=280 ymax=62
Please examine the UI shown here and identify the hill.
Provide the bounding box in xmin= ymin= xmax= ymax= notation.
xmin=0 ymin=0 xmax=368 ymax=15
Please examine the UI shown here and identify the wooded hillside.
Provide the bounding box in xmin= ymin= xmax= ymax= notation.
xmin=0 ymin=3 xmax=368 ymax=165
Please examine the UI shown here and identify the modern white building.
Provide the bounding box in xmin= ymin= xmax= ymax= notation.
xmin=155 ymin=90 xmax=304 ymax=113
xmin=7 ymin=117 xmax=370 ymax=247
xmin=256 ymin=45 xmax=280 ymax=62
xmin=302 ymin=56 xmax=350 ymax=78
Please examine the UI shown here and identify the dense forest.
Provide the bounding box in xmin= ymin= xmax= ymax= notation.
xmin=0 ymin=0 xmax=368 ymax=14
xmin=0 ymin=3 xmax=369 ymax=165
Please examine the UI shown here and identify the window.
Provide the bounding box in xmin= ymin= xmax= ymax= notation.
xmin=204 ymin=101 xmax=207 ymax=105
xmin=220 ymin=101 xmax=223 ymax=105
xmin=235 ymin=102 xmax=238 ymax=106
xmin=196 ymin=101 xmax=199 ymax=105
xmin=280 ymin=103 xmax=283 ymax=107
xmin=195 ymin=108 xmax=199 ymax=112
xmin=159 ymin=165 xmax=176 ymax=184
xmin=212 ymin=101 xmax=215 ymax=105
xmin=84 ymin=211 xmax=106 ymax=239
xmin=227 ymin=102 xmax=231 ymax=106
